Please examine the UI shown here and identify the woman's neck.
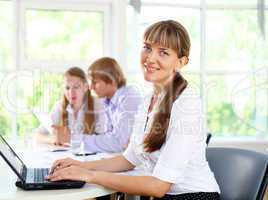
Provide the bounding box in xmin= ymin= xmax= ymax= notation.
xmin=71 ymin=100 xmax=84 ymax=113
xmin=153 ymin=74 xmax=175 ymax=95
xmin=148 ymin=93 xmax=158 ymax=113
xmin=71 ymin=104 xmax=81 ymax=119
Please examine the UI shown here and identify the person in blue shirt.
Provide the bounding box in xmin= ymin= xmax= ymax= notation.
xmin=35 ymin=61 xmax=140 ymax=153
xmin=84 ymin=57 xmax=141 ymax=153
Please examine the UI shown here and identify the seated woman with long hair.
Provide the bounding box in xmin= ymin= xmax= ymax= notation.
xmin=47 ymin=20 xmax=220 ymax=199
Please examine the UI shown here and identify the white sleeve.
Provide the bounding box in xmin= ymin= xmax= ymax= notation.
xmin=152 ymin=92 xmax=204 ymax=183
xmin=123 ymin=137 xmax=142 ymax=167
xmin=122 ymin=100 xmax=145 ymax=166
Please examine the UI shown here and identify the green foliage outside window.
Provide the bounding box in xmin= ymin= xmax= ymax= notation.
xmin=25 ymin=9 xmax=103 ymax=61
xmin=16 ymin=72 xmax=63 ymax=137
xmin=0 ymin=1 xmax=267 ymax=138
xmin=0 ymin=104 xmax=11 ymax=136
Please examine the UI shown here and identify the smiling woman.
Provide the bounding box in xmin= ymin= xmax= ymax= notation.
xmin=126 ymin=1 xmax=268 ymax=139
xmin=46 ymin=20 xmax=221 ymax=199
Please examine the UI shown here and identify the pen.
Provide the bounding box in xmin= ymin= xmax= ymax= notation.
xmin=75 ymin=152 xmax=97 ymax=156
xmin=51 ymin=149 xmax=68 ymax=152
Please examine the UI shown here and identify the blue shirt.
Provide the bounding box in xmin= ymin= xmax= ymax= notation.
xmin=84 ymin=86 xmax=141 ymax=153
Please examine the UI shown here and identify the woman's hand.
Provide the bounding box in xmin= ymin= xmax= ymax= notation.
xmin=52 ymin=125 xmax=70 ymax=146
xmin=46 ymin=165 xmax=95 ymax=182
xmin=50 ymin=157 xmax=83 ymax=174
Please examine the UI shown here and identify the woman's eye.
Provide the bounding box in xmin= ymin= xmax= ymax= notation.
xmin=160 ymin=51 xmax=169 ymax=56
xmin=143 ymin=45 xmax=151 ymax=52
xmin=65 ymin=86 xmax=70 ymax=90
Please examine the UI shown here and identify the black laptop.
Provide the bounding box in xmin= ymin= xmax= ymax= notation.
xmin=0 ymin=134 xmax=85 ymax=190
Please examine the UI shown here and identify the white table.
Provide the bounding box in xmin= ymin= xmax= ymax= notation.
xmin=0 ymin=143 xmax=116 ymax=200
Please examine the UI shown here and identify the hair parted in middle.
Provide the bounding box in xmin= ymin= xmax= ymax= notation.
xmin=62 ymin=67 xmax=95 ymax=134
xmin=143 ymin=20 xmax=191 ymax=152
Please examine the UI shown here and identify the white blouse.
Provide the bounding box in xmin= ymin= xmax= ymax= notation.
xmin=38 ymin=97 xmax=108 ymax=135
xmin=123 ymin=87 xmax=220 ymax=195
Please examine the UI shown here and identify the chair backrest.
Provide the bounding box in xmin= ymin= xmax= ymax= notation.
xmin=206 ymin=147 xmax=268 ymax=200
xmin=206 ymin=133 xmax=212 ymax=145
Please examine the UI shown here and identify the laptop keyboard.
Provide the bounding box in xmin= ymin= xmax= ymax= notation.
xmin=27 ymin=168 xmax=49 ymax=183
xmin=35 ymin=168 xmax=49 ymax=183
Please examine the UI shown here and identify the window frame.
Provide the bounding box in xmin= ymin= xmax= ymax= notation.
xmin=17 ymin=0 xmax=111 ymax=72
xmin=0 ymin=0 xmax=127 ymax=138
xmin=0 ymin=0 xmax=267 ymax=139
xmin=136 ymin=0 xmax=268 ymax=138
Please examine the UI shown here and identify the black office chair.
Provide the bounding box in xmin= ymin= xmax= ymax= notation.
xmin=206 ymin=147 xmax=268 ymax=200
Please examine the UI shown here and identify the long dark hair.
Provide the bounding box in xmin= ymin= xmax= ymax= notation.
xmin=143 ymin=20 xmax=191 ymax=152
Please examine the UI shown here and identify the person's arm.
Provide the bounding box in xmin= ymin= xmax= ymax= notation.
xmin=47 ymin=135 xmax=171 ymax=197
xmin=33 ymin=130 xmax=56 ymax=144
xmin=47 ymin=166 xmax=171 ymax=198
xmin=92 ymin=92 xmax=202 ymax=197
xmin=33 ymin=101 xmax=64 ymax=145
xmin=92 ymin=172 xmax=171 ymax=197
xmin=51 ymin=125 xmax=70 ymax=146
xmin=84 ymin=155 xmax=134 ymax=171
xmin=84 ymin=91 xmax=201 ymax=197
xmin=50 ymin=134 xmax=140 ymax=173
xmin=50 ymin=155 xmax=134 ymax=173
xmin=84 ymin=92 xmax=141 ymax=153
xmin=87 ymin=137 xmax=172 ymax=197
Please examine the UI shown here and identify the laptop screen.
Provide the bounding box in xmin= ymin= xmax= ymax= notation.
xmin=0 ymin=135 xmax=25 ymax=174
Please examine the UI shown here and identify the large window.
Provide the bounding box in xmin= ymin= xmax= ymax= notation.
xmin=0 ymin=0 xmax=13 ymax=136
xmin=127 ymin=0 xmax=268 ymax=138
xmin=205 ymin=3 xmax=268 ymax=137
xmin=19 ymin=1 xmax=110 ymax=70
xmin=25 ymin=9 xmax=103 ymax=62
xmin=0 ymin=0 xmax=113 ymax=138
xmin=1 ymin=0 xmax=267 ymax=139
xmin=206 ymin=10 xmax=267 ymax=71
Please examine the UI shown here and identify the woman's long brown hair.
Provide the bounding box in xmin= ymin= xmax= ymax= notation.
xmin=61 ymin=67 xmax=95 ymax=134
xmin=143 ymin=20 xmax=191 ymax=152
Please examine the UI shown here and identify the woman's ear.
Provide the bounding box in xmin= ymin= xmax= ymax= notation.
xmin=180 ymin=56 xmax=188 ymax=66
xmin=175 ymin=56 xmax=188 ymax=71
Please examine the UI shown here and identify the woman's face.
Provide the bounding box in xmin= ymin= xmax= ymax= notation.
xmin=64 ymin=75 xmax=88 ymax=107
xmin=140 ymin=42 xmax=182 ymax=87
